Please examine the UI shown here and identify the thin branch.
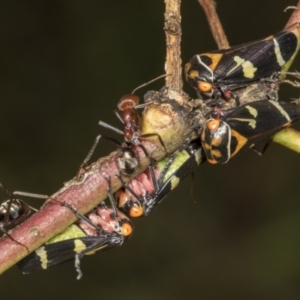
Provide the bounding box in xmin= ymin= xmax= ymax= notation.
xmin=164 ymin=0 xmax=183 ymax=94
xmin=273 ymin=127 xmax=300 ymax=153
xmin=198 ymin=0 xmax=229 ymax=49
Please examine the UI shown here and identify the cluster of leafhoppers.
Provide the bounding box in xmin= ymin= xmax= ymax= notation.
xmin=2 ymin=22 xmax=300 ymax=279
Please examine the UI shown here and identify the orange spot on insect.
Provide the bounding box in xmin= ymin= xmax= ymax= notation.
xmin=121 ymin=223 xmax=133 ymax=236
xmin=129 ymin=206 xmax=143 ymax=218
xmin=188 ymin=69 xmax=199 ymax=79
xmin=115 ymin=190 xmax=128 ymax=208
xmin=198 ymin=81 xmax=212 ymax=92
xmin=202 ymin=142 xmax=210 ymax=150
xmin=207 ymin=119 xmax=220 ymax=131
xmin=207 ymin=158 xmax=218 ymax=164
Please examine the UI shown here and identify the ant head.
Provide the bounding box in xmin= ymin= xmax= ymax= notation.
xmin=117 ymin=94 xmax=140 ymax=111
xmin=117 ymin=74 xmax=167 ymax=112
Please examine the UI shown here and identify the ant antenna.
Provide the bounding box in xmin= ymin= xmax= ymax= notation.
xmin=131 ymin=74 xmax=167 ymax=94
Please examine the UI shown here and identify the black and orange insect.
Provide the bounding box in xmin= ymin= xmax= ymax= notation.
xmin=185 ymin=23 xmax=300 ymax=103
xmin=201 ymin=100 xmax=300 ymax=164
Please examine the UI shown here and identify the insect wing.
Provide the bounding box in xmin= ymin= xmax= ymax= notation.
xmin=213 ymin=25 xmax=299 ymax=84
xmin=152 ymin=142 xmax=204 ymax=204
xmin=187 ymin=23 xmax=300 ymax=87
xmin=225 ymin=100 xmax=300 ymax=148
xmin=18 ymin=233 xmax=123 ymax=274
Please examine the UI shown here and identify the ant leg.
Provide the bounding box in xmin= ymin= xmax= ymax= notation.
xmin=148 ymin=162 xmax=160 ymax=194
xmin=115 ymin=174 xmax=138 ymax=199
xmin=76 ymin=135 xmax=101 ymax=180
xmin=59 ymin=201 xmax=102 ymax=232
xmin=156 ymin=152 xmax=179 ymax=188
xmin=251 ymin=140 xmax=271 ymax=156
xmin=13 ymin=190 xmax=103 ymax=232
xmin=140 ymin=133 xmax=169 ymax=156
xmin=0 ymin=227 xmax=30 ymax=251
xmin=104 ymin=177 xmax=119 ymax=220
xmin=98 ymin=120 xmax=124 ymax=136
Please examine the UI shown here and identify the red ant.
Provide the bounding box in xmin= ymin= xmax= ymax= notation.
xmin=99 ymin=74 xmax=166 ymax=145
xmin=78 ymin=74 xmax=167 ymax=176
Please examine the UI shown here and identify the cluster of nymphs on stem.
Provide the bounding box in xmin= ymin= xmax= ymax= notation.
xmin=3 ymin=22 xmax=300 ymax=279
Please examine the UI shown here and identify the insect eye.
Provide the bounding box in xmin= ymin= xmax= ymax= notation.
xmin=129 ymin=206 xmax=143 ymax=218
xmin=121 ymin=223 xmax=133 ymax=236
xmin=198 ymin=81 xmax=212 ymax=92
xmin=207 ymin=119 xmax=220 ymax=131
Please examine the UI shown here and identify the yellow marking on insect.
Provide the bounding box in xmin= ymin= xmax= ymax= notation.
xmin=170 ymin=176 xmax=180 ymax=190
xmin=245 ymin=105 xmax=258 ymax=118
xmin=211 ymin=136 xmax=223 ymax=147
xmin=211 ymin=149 xmax=222 ymax=158
xmin=157 ymin=149 xmax=190 ymax=183
xmin=223 ymin=122 xmax=231 ymax=162
xmin=194 ymin=149 xmax=202 ymax=165
xmin=85 ymin=244 xmax=107 ymax=256
xmin=264 ymin=34 xmax=274 ymax=41
xmin=269 ymin=101 xmax=290 ymax=121
xmin=281 ymin=24 xmax=300 ymax=77
xmin=46 ymin=224 xmax=86 ymax=244
xmin=230 ymin=117 xmax=256 ymax=129
xmin=201 ymin=53 xmax=223 ymax=71
xmin=74 ymin=239 xmax=87 ymax=254
xmin=230 ymin=130 xmax=248 ymax=157
xmin=273 ymin=39 xmax=285 ymax=66
xmin=202 ymin=142 xmax=210 ymax=151
xmin=226 ymin=56 xmax=257 ymax=79
xmin=207 ymin=158 xmax=218 ymax=164
xmin=36 ymin=247 xmax=48 ymax=269
xmin=185 ymin=62 xmax=191 ymax=72
xmin=187 ymin=69 xmax=199 ymax=79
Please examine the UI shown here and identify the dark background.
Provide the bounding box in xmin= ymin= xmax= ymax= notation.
xmin=1 ymin=1 xmax=300 ymax=299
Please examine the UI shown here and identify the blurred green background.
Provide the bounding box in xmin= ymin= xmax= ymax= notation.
xmin=1 ymin=1 xmax=300 ymax=299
